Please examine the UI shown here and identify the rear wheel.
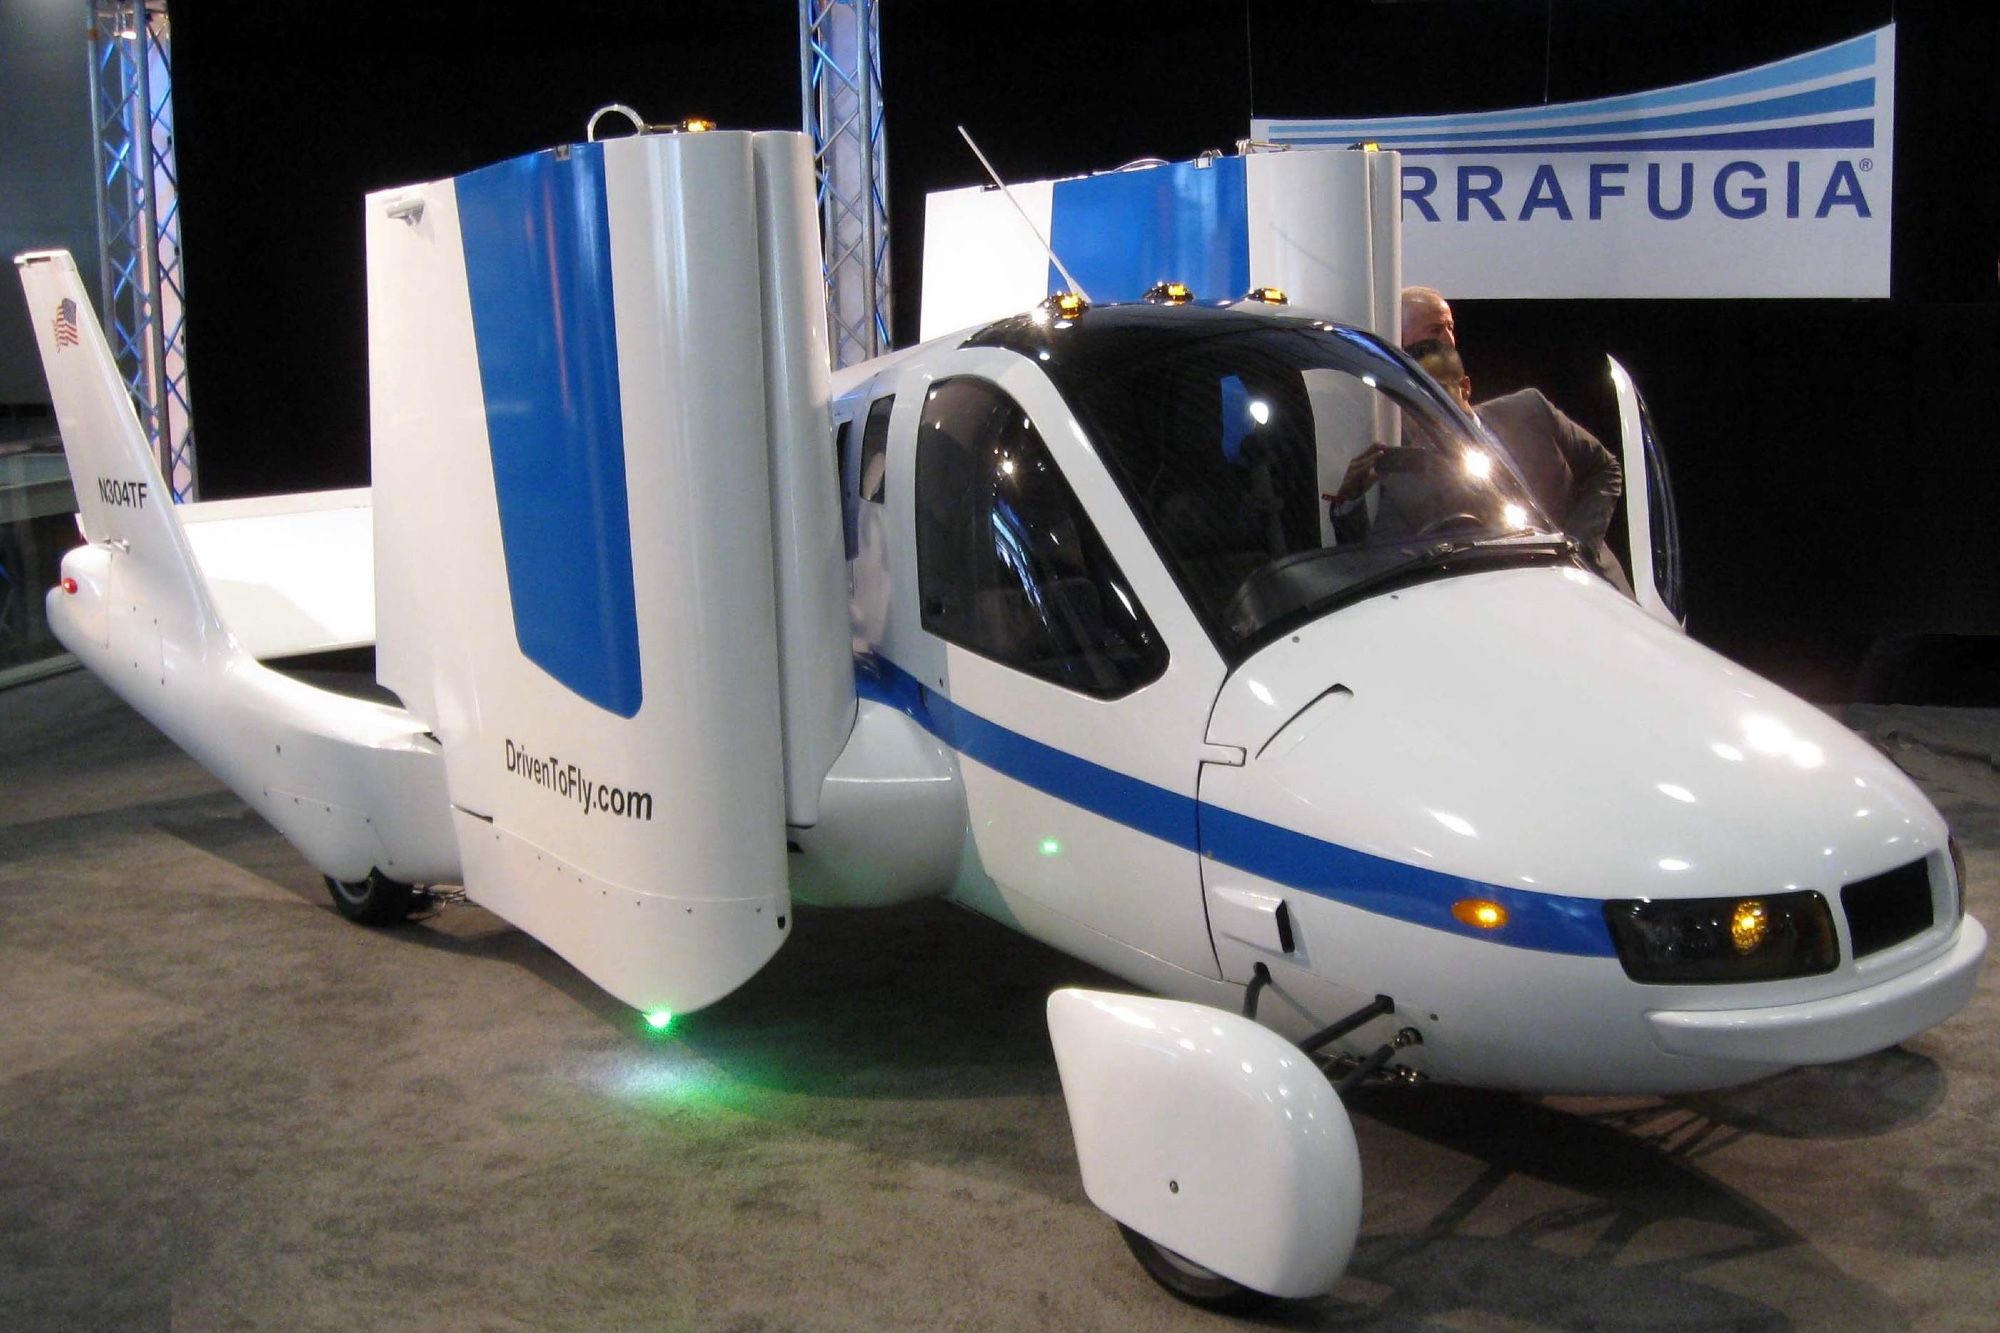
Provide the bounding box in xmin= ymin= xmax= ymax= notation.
xmin=1117 ymin=1223 xmax=1270 ymax=1313
xmin=323 ymin=871 xmax=419 ymax=925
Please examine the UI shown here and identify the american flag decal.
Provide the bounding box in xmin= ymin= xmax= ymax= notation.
xmin=53 ymin=298 xmax=81 ymax=349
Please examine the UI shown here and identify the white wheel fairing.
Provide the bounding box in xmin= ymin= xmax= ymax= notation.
xmin=1047 ymin=988 xmax=1362 ymax=1299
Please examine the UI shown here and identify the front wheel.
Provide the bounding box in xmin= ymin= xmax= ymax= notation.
xmin=324 ymin=871 xmax=419 ymax=925
xmin=1117 ymin=1223 xmax=1270 ymax=1313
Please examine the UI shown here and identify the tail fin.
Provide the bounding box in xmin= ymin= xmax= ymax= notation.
xmin=17 ymin=248 xmax=457 ymax=891
xmin=13 ymin=250 xmax=218 ymax=640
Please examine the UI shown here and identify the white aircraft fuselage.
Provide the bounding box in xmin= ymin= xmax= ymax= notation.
xmin=16 ymin=122 xmax=1986 ymax=1303
xmin=798 ymin=301 xmax=1984 ymax=1096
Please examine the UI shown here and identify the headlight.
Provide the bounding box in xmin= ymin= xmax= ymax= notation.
xmin=1603 ymin=890 xmax=1839 ymax=983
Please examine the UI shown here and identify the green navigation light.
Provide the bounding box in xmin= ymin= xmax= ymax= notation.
xmin=1039 ymin=837 xmax=1062 ymax=857
xmin=644 ymin=1009 xmax=674 ymax=1033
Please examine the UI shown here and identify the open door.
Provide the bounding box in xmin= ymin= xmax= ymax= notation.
xmin=1608 ymin=356 xmax=1685 ymax=630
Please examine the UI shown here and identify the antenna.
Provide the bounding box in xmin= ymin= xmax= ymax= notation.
xmin=956 ymin=126 xmax=1091 ymax=303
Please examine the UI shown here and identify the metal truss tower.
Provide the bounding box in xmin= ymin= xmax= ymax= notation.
xmin=800 ymin=0 xmax=891 ymax=368
xmin=88 ymin=0 xmax=195 ymax=500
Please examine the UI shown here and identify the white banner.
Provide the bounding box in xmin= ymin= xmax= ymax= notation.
xmin=1253 ymin=25 xmax=1894 ymax=299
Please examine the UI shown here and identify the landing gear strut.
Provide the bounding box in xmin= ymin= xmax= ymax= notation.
xmin=323 ymin=870 xmax=424 ymax=924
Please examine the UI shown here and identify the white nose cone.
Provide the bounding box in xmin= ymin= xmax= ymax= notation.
xmin=1208 ymin=566 xmax=1948 ymax=906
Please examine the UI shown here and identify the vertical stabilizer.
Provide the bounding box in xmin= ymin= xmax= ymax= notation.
xmin=14 ymin=250 xmax=219 ymax=643
xmin=15 ymin=249 xmax=459 ymax=892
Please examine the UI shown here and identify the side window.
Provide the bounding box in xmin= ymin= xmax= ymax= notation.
xmin=915 ymin=377 xmax=1167 ymax=698
xmin=835 ymin=416 xmax=858 ymax=560
xmin=858 ymin=395 xmax=893 ymax=504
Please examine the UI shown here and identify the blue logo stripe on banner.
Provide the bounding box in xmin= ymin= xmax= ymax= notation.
xmin=1380 ymin=119 xmax=1875 ymax=157
xmin=855 ymin=655 xmax=1616 ymax=958
xmin=1351 ymin=80 xmax=1873 ymax=150
xmin=457 ymin=145 xmax=644 ymax=718
xmin=1276 ymin=30 xmax=1876 ymax=137
xmin=1047 ymin=158 xmax=1249 ymax=304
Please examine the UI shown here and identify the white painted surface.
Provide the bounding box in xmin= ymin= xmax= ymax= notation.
xmin=1197 ymin=562 xmax=1982 ymax=1091
xmin=1645 ymin=916 xmax=1988 ymax=1062
xmin=364 ymin=131 xmax=798 ymax=1015
xmin=19 ymin=249 xmax=457 ymax=889
xmin=178 ymin=490 xmax=375 ymax=657
xmin=753 ymin=131 xmax=855 ymax=827
xmin=788 ymin=699 xmax=961 ymax=908
xmin=919 ymin=179 xmax=1055 ymax=340
xmin=882 ymin=347 xmax=1228 ymax=981
xmin=1243 ymin=147 xmax=1401 ymax=337
xmin=1048 ymin=988 xmax=1362 ymax=1298
xmin=921 ymin=150 xmax=1402 ymax=341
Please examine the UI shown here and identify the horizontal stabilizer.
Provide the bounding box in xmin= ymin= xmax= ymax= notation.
xmin=179 ymin=489 xmax=375 ymax=658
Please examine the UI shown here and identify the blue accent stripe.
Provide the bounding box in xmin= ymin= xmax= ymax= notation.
xmin=857 ymin=655 xmax=1616 ymax=958
xmin=1342 ymin=79 xmax=1873 ymax=150
xmin=1047 ymin=157 xmax=1249 ymax=304
xmin=1273 ymin=29 xmax=1878 ymax=137
xmin=1200 ymin=806 xmax=1613 ymax=957
xmin=457 ymin=144 xmax=643 ymax=718
xmin=857 ymin=653 xmax=1196 ymax=847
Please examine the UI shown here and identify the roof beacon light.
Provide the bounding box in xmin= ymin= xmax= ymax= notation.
xmin=1243 ymin=286 xmax=1289 ymax=305
xmin=1038 ymin=291 xmax=1089 ymax=324
xmin=1143 ymin=281 xmax=1195 ymax=306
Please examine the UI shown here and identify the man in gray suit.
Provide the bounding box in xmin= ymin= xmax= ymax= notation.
xmin=1411 ymin=339 xmax=1631 ymax=593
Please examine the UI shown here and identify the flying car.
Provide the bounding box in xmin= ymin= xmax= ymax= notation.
xmin=16 ymin=123 xmax=1984 ymax=1308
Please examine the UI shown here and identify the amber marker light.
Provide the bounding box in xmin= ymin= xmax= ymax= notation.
xmin=1142 ymin=280 xmax=1194 ymax=305
xmin=1731 ymin=900 xmax=1770 ymax=954
xmin=1452 ymin=898 xmax=1509 ymax=930
xmin=1039 ymin=291 xmax=1089 ymax=322
xmin=1243 ymin=286 xmax=1289 ymax=304
xmin=680 ymin=117 xmax=716 ymax=133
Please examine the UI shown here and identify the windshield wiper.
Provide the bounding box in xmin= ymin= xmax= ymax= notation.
xmin=1251 ymin=533 xmax=1577 ymax=642
xmin=1352 ymin=531 xmax=1578 ymax=595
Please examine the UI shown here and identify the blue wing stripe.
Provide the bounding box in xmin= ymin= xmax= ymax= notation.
xmin=458 ymin=144 xmax=644 ymax=718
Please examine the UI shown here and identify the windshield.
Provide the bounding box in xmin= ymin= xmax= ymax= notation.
xmin=968 ymin=305 xmax=1570 ymax=656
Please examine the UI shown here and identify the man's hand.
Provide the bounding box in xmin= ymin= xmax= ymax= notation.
xmin=1327 ymin=443 xmax=1389 ymax=508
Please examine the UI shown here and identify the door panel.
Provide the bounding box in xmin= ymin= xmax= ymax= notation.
xmin=901 ymin=356 xmax=1227 ymax=980
xmin=1609 ymin=355 xmax=1685 ymax=630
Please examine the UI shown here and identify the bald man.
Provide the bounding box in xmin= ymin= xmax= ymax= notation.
xmin=1410 ymin=338 xmax=1632 ymax=595
xmin=1401 ymin=285 xmax=1455 ymax=348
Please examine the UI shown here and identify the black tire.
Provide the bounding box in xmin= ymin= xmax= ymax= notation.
xmin=324 ymin=870 xmax=418 ymax=925
xmin=1117 ymin=1223 xmax=1272 ymax=1313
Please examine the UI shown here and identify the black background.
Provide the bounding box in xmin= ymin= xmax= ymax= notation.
xmin=166 ymin=1 xmax=2000 ymax=701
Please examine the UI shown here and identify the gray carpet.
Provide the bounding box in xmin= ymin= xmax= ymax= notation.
xmin=2 ymin=668 xmax=1995 ymax=1330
